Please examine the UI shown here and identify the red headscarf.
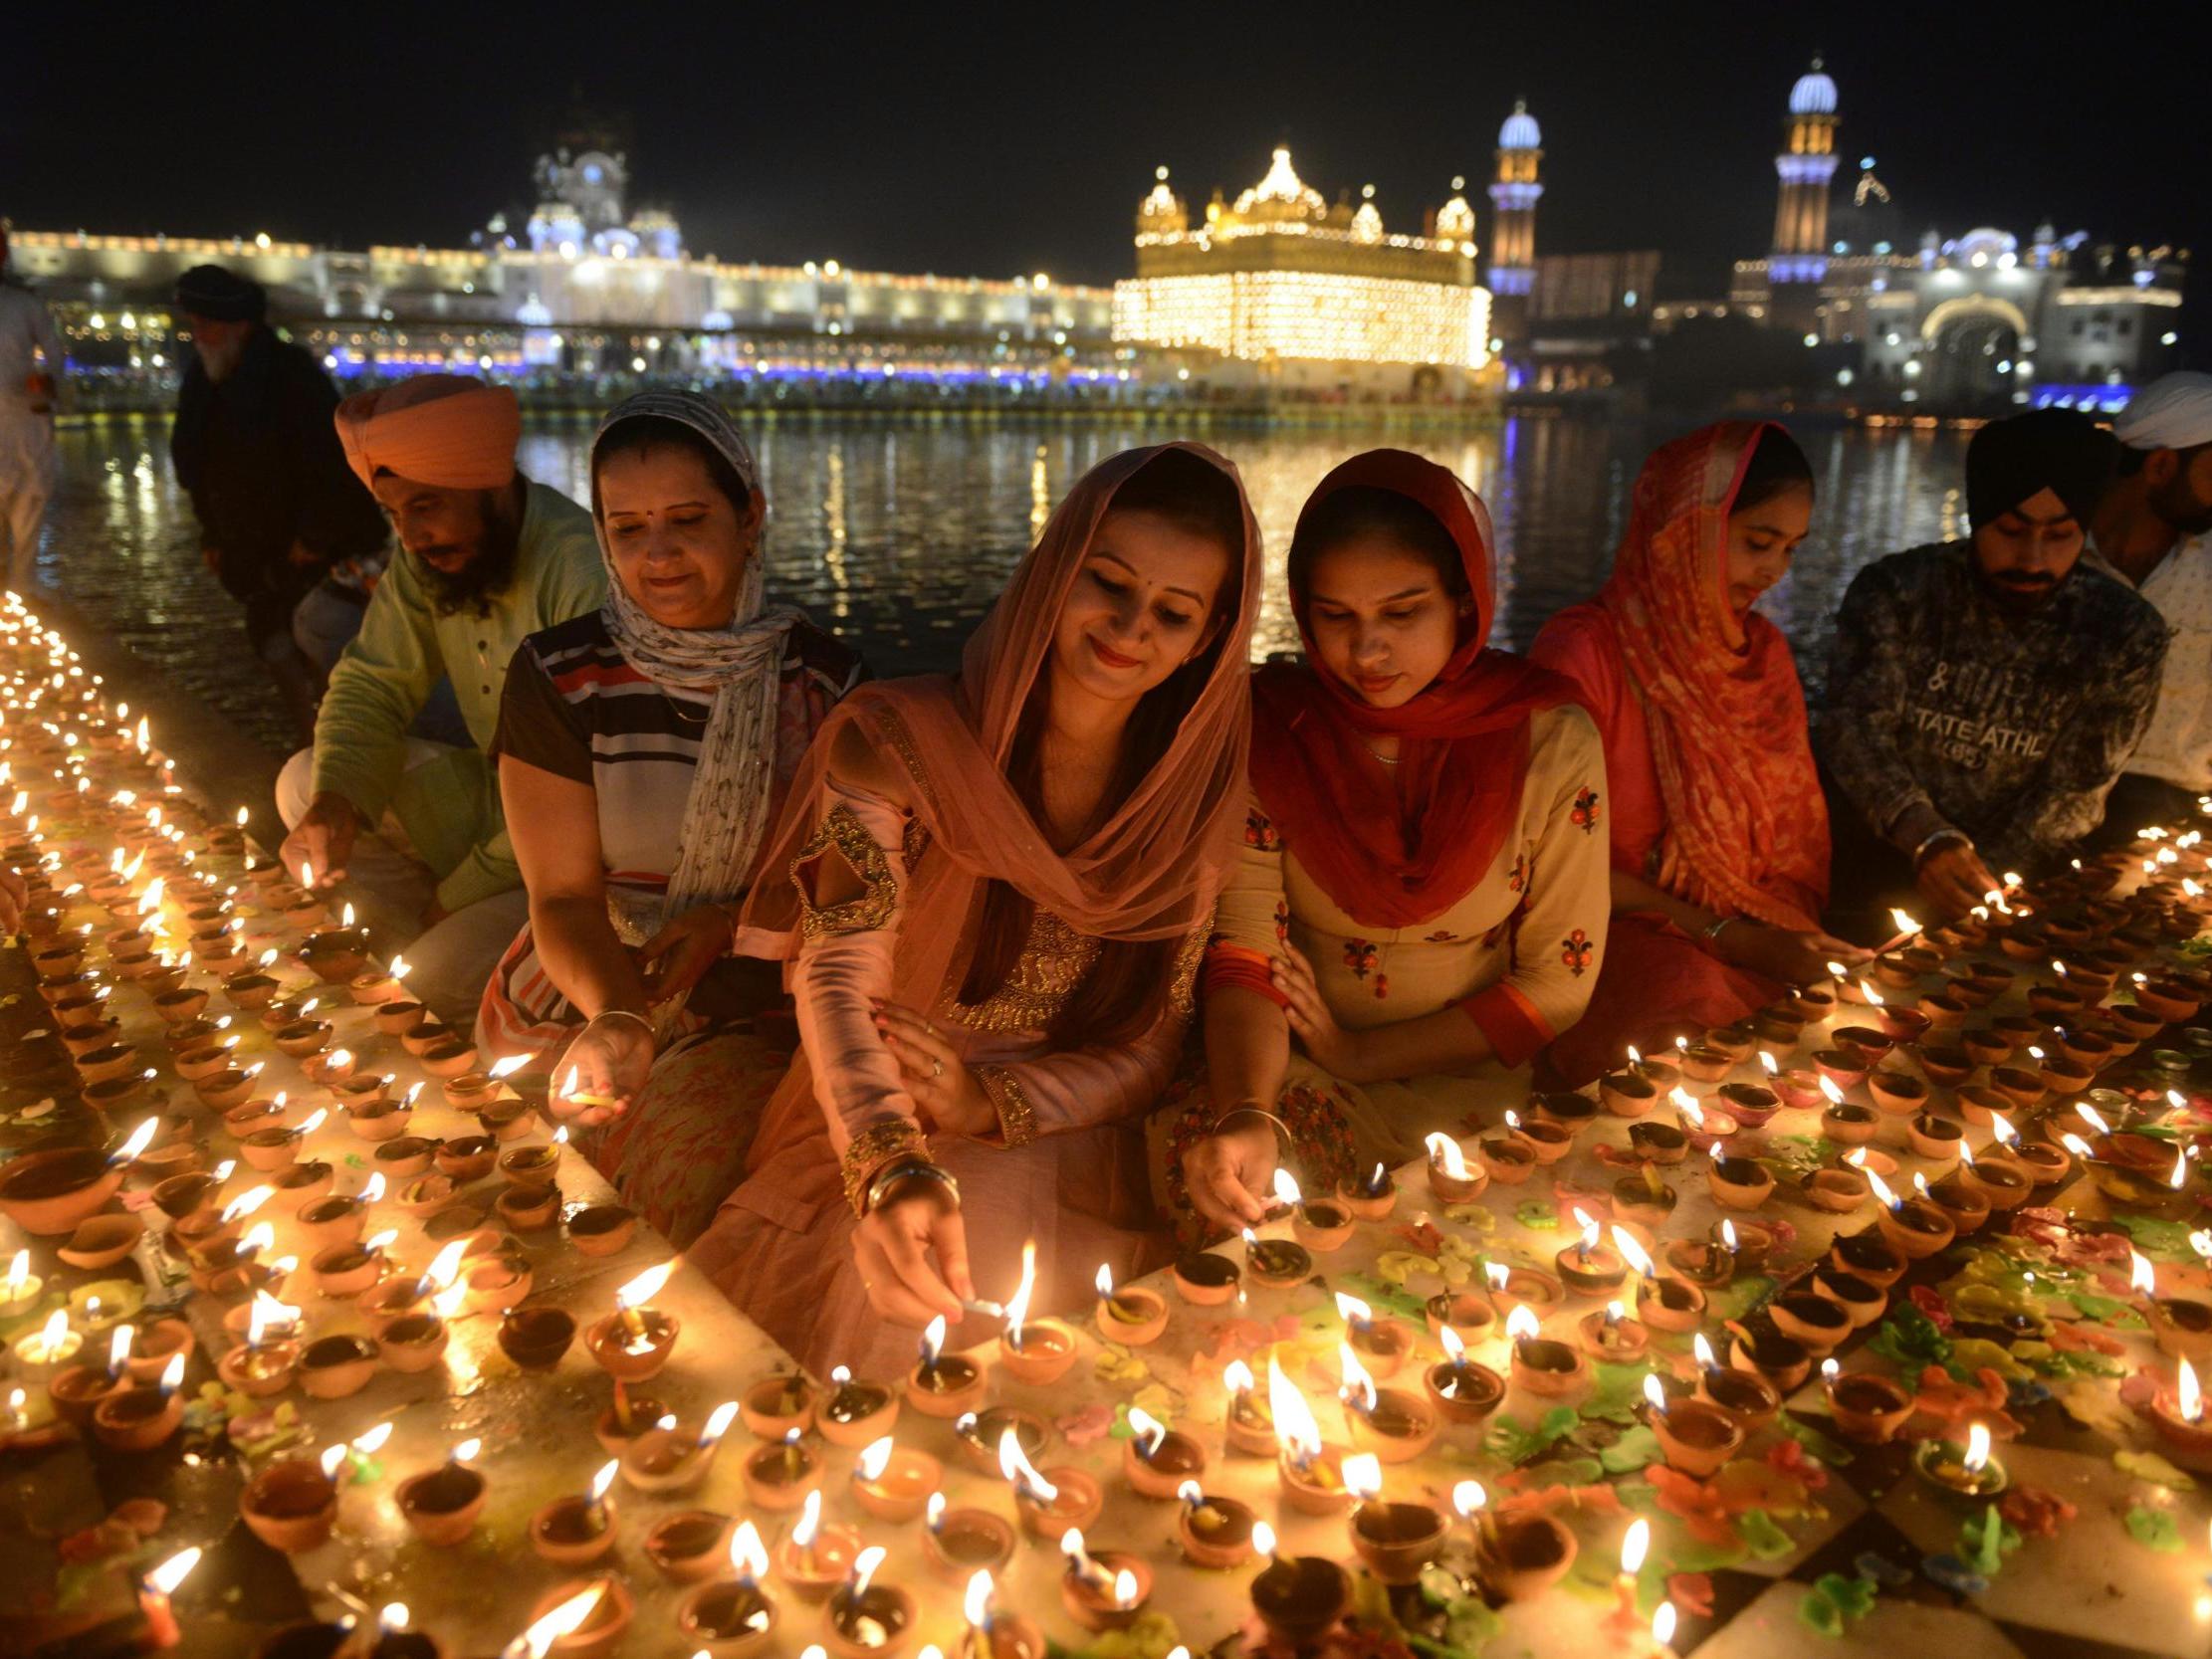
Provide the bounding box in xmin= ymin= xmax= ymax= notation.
xmin=1595 ymin=421 xmax=1828 ymax=929
xmin=1249 ymin=450 xmax=1578 ymax=928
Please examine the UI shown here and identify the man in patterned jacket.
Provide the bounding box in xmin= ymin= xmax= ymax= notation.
xmin=1822 ymin=409 xmax=2168 ymax=926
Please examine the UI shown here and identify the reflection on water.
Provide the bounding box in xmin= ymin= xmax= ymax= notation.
xmin=39 ymin=412 xmax=1967 ymax=756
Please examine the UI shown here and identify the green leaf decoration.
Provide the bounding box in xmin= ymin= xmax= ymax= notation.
xmin=2064 ymin=1291 xmax=2141 ymax=1324
xmin=1600 ymin=1424 xmax=1663 ymax=1474
xmin=1779 ymin=1415 xmax=1855 ymax=1466
xmin=1870 ymin=1305 xmax=1952 ymax=1370
xmin=2109 ymin=1215 xmax=2195 ymax=1259
xmin=1419 ymin=1565 xmax=1462 ymax=1608
xmin=2124 ymin=1506 xmax=2183 ymax=1552
xmin=1737 ymin=1508 xmax=1796 ymax=1559
xmin=2114 ymin=1449 xmax=2197 ymax=1491
xmin=1798 ymin=1585 xmax=1847 ymax=1638
xmin=1815 ymin=1573 xmax=1879 ymax=1620
xmin=1515 ymin=1200 xmax=1559 ymax=1230
xmin=1960 ymin=1507 xmax=2020 ymax=1575
xmin=1442 ymin=1597 xmax=1504 ymax=1653
xmin=1340 ymin=1272 xmax=1430 ymax=1321
xmin=1547 ymin=1455 xmax=1605 ymax=1487
xmin=1666 ymin=1533 xmax=1749 ymax=1572
xmin=1585 ymin=1361 xmax=1658 ymax=1422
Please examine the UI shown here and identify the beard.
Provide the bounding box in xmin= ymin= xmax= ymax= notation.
xmin=2149 ymin=475 xmax=2212 ymax=539
xmin=414 ymin=494 xmax=524 ymax=617
xmin=195 ymin=335 xmax=246 ymax=383
xmin=1973 ymin=561 xmax=2062 ymax=615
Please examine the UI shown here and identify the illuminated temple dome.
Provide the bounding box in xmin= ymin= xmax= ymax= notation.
xmin=1113 ymin=145 xmax=1493 ymax=384
xmin=1498 ymin=103 xmax=1542 ymax=150
xmin=1789 ymin=60 xmax=1839 ymax=115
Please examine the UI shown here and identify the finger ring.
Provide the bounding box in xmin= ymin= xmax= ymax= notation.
xmin=931 ymin=1057 xmax=945 ymax=1080
xmin=925 ymin=1021 xmax=938 ymax=1039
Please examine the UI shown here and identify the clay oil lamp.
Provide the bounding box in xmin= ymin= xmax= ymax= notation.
xmin=48 ymin=1321 xmax=133 ymax=1427
xmin=1504 ymin=1303 xmax=1591 ymax=1402
xmin=1248 ymin=1520 xmax=1352 ymax=1643
xmin=1805 ymin=1146 xmax=1873 ymax=1212
xmin=272 ymin=1012 xmax=333 ymax=1060
xmin=1337 ymin=1344 xmax=1438 ymax=1463
xmin=1465 ymin=1484 xmax=1578 ymax=1604
xmin=1906 ymin=1108 xmax=1965 ymax=1160
xmin=1643 ymin=1373 xmax=1742 ymax=1477
xmin=1332 ymin=1158 xmax=1397 ymax=1222
xmin=1423 ymin=1325 xmax=1505 ymax=1424
xmin=1627 ymin=1118 xmax=1689 ymax=1165
xmin=1529 ymin=1088 xmax=1598 ymax=1139
xmin=1918 ymin=988 xmax=1971 ymax=1028
xmin=382 ymin=1280 xmax=466 ymax=1375
xmin=951 ymin=1404 xmax=1043 ymax=1478
xmin=1991 ymin=1011 xmax=2046 ymax=1051
xmin=151 ymin=982 xmax=209 ymax=1026
xmin=1621 ymin=1042 xmax=1681 ymax=1094
xmin=818 ymin=1364 xmax=899 ymax=1447
xmin=1952 ymin=1141 xmax=2030 ymax=1211
xmin=198 ymin=1063 xmax=262 ymax=1113
xmin=1614 ymin=1164 xmax=1678 ymax=1229
xmin=239 ymin=1457 xmax=338 ymax=1555
xmin=1912 ymin=1420 xmax=2010 ymax=1505
xmin=1170 ymin=1250 xmax=1241 ymax=1306
xmin=1717 ymin=1077 xmax=1782 ymax=1130
xmin=1660 ymin=1226 xmax=1734 ymax=1291
xmin=348 ymin=952 xmax=409 ymax=1006
xmin=1867 ymin=1067 xmax=1928 ymax=1116
xmin=1241 ymin=1227 xmax=1313 ymax=1290
xmin=92 ymin=1350 xmax=187 ymax=1450
xmin=1264 ymin=1166 xmax=1351 ymax=1252
xmin=298 ymin=1171 xmax=385 ymax=1248
xmin=532 ymin=1461 xmax=620 ymax=1565
xmin=1829 ymin=1226 xmax=1907 ymax=1287
xmin=329 ymin=1071 xmax=389 ymax=1116
xmin=399 ymin=1017 xmax=455 ymax=1057
xmin=496 ymin=1179 xmax=561 ymax=1231
xmin=77 ymin=1038 xmax=144 ymax=1086
xmin=1768 ymin=1291 xmax=1852 ymax=1356
xmin=1925 ymin=1166 xmax=1992 ymax=1234
xmin=59 ymin=1013 xmax=123 ymax=1059
xmin=847 ymin=1433 xmax=941 ymax=1522
xmin=1092 ymin=1261 xmax=1167 ymax=1345
xmin=297 ymin=1333 xmax=379 ymax=1399
xmin=57 ymin=1212 xmax=143 ymax=1273
xmin=1727 ymin=1315 xmax=1811 ymax=1393
xmin=2058 ymin=1025 xmax=2116 ymax=1072
xmin=1423 ymin=1131 xmax=1486 ymax=1203
xmin=1813 ymin=1046 xmax=1871 ymax=1092
xmin=1578 ymin=1298 xmax=1650 ymax=1364
xmin=397 ymin=1439 xmax=488 ymax=1547
xmin=1677 ymin=1040 xmax=1732 ymax=1084
xmin=646 ymin=1512 xmax=735 ymax=1586
xmin=920 ymin=1493 xmax=1016 ymax=1586
xmin=1707 ymin=1149 xmax=1775 ymax=1211
xmin=372 ymin=1135 xmax=437 ymax=1182
xmin=2150 ymin=1359 xmax=2212 ymax=1462
xmin=13 ymin=1309 xmax=84 ymax=1385
xmin=904 ymin=1314 xmax=987 ymax=1417
xmin=375 ymin=997 xmax=428 ymax=1038
xmin=1220 ymin=1358 xmax=1277 ymax=1454
xmin=241 ymin=1104 xmax=328 ymax=1172
xmin=1754 ymin=1002 xmax=1807 ymax=1045
xmin=1104 ymin=1404 xmax=1201 ymax=1498
xmin=419 ymin=1034 xmax=481 ymax=1079
xmin=2146 ymin=1289 xmax=2212 ymax=1363
xmin=0 ymin=1250 xmax=43 ymax=1323
xmin=1057 ymin=1528 xmax=1151 ymax=1634
xmin=1601 ymin=1067 xmax=1659 ymax=1118
xmin=741 ymin=1372 xmax=815 ymax=1440
xmin=1637 ymin=1270 xmax=1708 ymax=1335
xmin=498 ymin=1128 xmax=566 ymax=1188
xmin=1878 ymin=1003 xmax=1934 ymax=1046
xmin=1331 ymin=1289 xmax=1413 ymax=1378
xmin=1477 ymin=1133 xmax=1538 ymax=1184
xmin=498 ymin=1306 xmax=577 ymax=1372
xmin=1868 ymin=1168 xmax=1955 ymax=1259
xmin=2037 ymin=1049 xmax=2095 ymax=1097
xmin=677 ymin=1523 xmax=779 ymax=1659
xmin=823 ymin=1545 xmax=915 ymax=1659
xmin=432 ymin=1133 xmax=499 ymax=1186
xmin=1672 ymin=1088 xmax=1735 ymax=1152
xmin=1174 ymin=1479 xmax=1257 ymax=1568
xmin=1335 ymin=1456 xmax=1445 ymax=1589
xmin=585 ymin=1261 xmax=681 ymax=1380
xmin=271 ymin=1158 xmax=334 ymax=1213
xmin=624 ymin=1403 xmax=745 ymax=1497
xmin=1915 ymin=1042 xmax=1975 ymax=1086
xmin=0 ymin=1116 xmax=150 ymax=1237
xmin=1505 ymin=1107 xmax=1573 ymax=1164
xmin=1818 ymin=1359 xmax=1913 ymax=1443
xmin=217 ymin=1292 xmax=304 ymax=1397
xmin=1266 ymin=1355 xmax=1353 ymax=1513
xmin=996 ymin=1419 xmax=1103 ymax=1538
xmin=1555 ymin=1207 xmax=1628 ymax=1298
xmin=345 ymin=1088 xmax=415 ymax=1144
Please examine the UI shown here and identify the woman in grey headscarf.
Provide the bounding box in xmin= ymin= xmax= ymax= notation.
xmin=479 ymin=389 xmax=864 ymax=1244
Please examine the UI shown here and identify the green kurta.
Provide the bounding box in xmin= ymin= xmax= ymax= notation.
xmin=308 ymin=480 xmax=605 ymax=913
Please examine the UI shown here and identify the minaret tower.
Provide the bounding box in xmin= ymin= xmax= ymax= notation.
xmin=1771 ymin=58 xmax=1840 ymax=297
xmin=1487 ymin=101 xmax=1542 ymax=299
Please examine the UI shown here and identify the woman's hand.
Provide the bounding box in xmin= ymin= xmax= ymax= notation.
xmin=549 ymin=1011 xmax=654 ymax=1128
xmin=853 ymin=1171 xmax=975 ymax=1326
xmin=872 ymin=1001 xmax=997 ymax=1138
xmin=638 ymin=904 xmax=736 ymax=1007
xmin=1723 ymin=922 xmax=1875 ymax=985
xmin=1180 ymin=1112 xmax=1278 ymax=1233
xmin=1270 ymin=943 xmax=1373 ymax=1082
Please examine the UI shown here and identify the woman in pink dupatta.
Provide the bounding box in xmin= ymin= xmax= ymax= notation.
xmin=1532 ymin=421 xmax=1870 ymax=1087
xmin=689 ymin=443 xmax=1260 ymax=1377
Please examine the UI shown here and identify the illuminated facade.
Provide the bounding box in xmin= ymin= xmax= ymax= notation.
xmin=1768 ymin=59 xmax=1842 ymax=311
xmin=1110 ymin=148 xmax=1492 ymax=398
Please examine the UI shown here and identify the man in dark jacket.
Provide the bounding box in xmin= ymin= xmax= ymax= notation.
xmin=169 ymin=265 xmax=388 ymax=741
xmin=1822 ymin=408 xmax=2169 ymax=927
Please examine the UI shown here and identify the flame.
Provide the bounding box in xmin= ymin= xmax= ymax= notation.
xmin=1126 ymin=1406 xmax=1167 ymax=1460
xmin=1451 ymin=1480 xmax=1486 ymax=1519
xmin=1612 ymin=1227 xmax=1654 ymax=1276
xmin=246 ymin=1291 xmax=296 ymax=1346
xmin=1888 ymin=908 xmax=1920 ymax=937
xmin=34 ymin=1310 xmax=71 ymax=1356
xmin=1337 ymin=1344 xmax=1378 ymax=1415
xmin=2060 ymin=1133 xmax=2095 ymax=1159
xmin=319 ymin=1444 xmax=348 ymax=1481
xmin=1425 ymin=1131 xmax=1468 ymax=1179
xmin=926 ymin=1492 xmax=946 ymax=1530
xmin=1652 ymin=1603 xmax=1677 ymax=1648
xmin=1759 ymin=1050 xmax=1778 ymax=1076
xmin=1866 ymin=1169 xmax=1901 ymax=1211
xmin=145 ymin=1547 xmax=202 ymax=1596
xmin=1333 ymin=1290 xmax=1372 ymax=1329
xmin=849 ymin=1546 xmax=886 ymax=1599
xmin=1093 ymin=1262 xmax=1115 ymax=1300
xmin=1504 ymin=1305 xmax=1540 ymax=1345
xmin=1643 ymin=1373 xmax=1669 ymax=1416
xmin=239 ymin=1221 xmax=275 ymax=1260
xmin=1990 ymin=1111 xmax=2019 ymax=1146
xmin=1267 ymin=1352 xmax=1323 ymax=1463
xmin=1111 ymin=1569 xmax=1140 ymax=1608
xmin=730 ymin=1519 xmax=769 ymax=1582
xmin=700 ymin=1400 xmax=739 ymax=1447
xmin=855 ymin=1436 xmax=896 ymax=1481
xmin=918 ymin=1314 xmax=947 ymax=1369
xmin=512 ymin=1583 xmax=605 ymax=1659
xmin=964 ymin=1569 xmax=995 ymax=1629
xmin=1223 ymin=1358 xmax=1255 ymax=1397
xmin=1438 ymin=1325 xmax=1467 ymax=1364
xmin=1671 ymin=1087 xmax=1704 ymax=1129
xmin=1620 ymin=1517 xmax=1651 ymax=1575
xmin=2181 ymin=1359 xmax=2203 ymax=1424
xmin=452 ymin=1437 xmax=481 ymax=1464
xmin=1176 ymin=1479 xmax=1204 ymax=1507
xmin=1271 ymin=1166 xmax=1302 ymax=1207
xmin=1340 ymin=1452 xmax=1382 ymax=1503
xmin=356 ymin=1172 xmax=385 ymax=1204
xmin=613 ymin=1262 xmax=674 ymax=1312
xmin=1003 ymin=1240 xmax=1038 ymax=1335
xmin=1572 ymin=1207 xmax=1600 ymax=1253
xmin=2174 ymin=1144 xmax=2191 ymax=1191
xmin=2078 ymin=1104 xmax=2110 ymax=1136
xmin=109 ymin=1323 xmax=133 ymax=1373
xmin=352 ymin=1422 xmax=393 ymax=1456
xmin=5 ymin=1250 xmax=26 ymax=1295
xmin=1858 ymin=978 xmax=1885 ymax=1006
xmin=2131 ymin=1253 xmax=2157 ymax=1298
xmin=588 ymin=1460 xmax=617 ymax=1503
xmin=997 ymin=1427 xmax=1057 ymax=1502
xmin=220 ymin=1184 xmax=273 ymax=1226
xmin=114 ymin=1116 xmax=159 ymax=1162
xmin=1060 ymin=1528 xmax=1090 ymax=1571
xmin=157 ymin=1351 xmax=185 ymax=1395
xmin=1962 ymin=1422 xmax=1991 ymax=1472
xmin=1627 ymin=1045 xmax=1643 ymax=1067
xmin=1484 ymin=1260 xmax=1510 ymax=1293
xmin=792 ymin=1486 xmax=823 ymax=1548
xmin=1692 ymin=1332 xmax=1717 ymax=1371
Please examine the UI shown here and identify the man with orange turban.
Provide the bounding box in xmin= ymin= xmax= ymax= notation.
xmin=277 ymin=373 xmax=604 ymax=1022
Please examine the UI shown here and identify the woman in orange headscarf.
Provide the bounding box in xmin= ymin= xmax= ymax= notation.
xmin=1530 ymin=421 xmax=1870 ymax=1087
xmin=1168 ymin=451 xmax=1611 ymax=1236
xmin=688 ymin=445 xmax=1259 ymax=1376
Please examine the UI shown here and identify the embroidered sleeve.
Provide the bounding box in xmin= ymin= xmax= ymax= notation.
xmin=793 ymin=803 xmax=898 ymax=940
xmin=1204 ymin=793 xmax=1292 ymax=1004
xmin=1169 ymin=910 xmax=1212 ymax=1020
xmin=840 ymin=1118 xmax=928 ymax=1217
xmin=974 ymin=1065 xmax=1038 ymax=1148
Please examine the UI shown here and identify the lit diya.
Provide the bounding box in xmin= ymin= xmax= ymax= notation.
xmin=1122 ymin=1405 xmax=1208 ymax=1497
xmin=1504 ymin=1304 xmax=1590 ymax=1401
xmin=818 ymin=1365 xmax=900 ymax=1448
xmin=959 ymin=1567 xmax=1044 ymax=1659
xmin=921 ymin=1493 xmax=1016 ymax=1586
xmin=851 ymin=1435 xmax=941 ymax=1522
xmin=1269 ymin=1354 xmax=1351 ymax=1513
xmin=1555 ymin=1207 xmax=1628 ymax=1297
xmin=1240 ymin=1227 xmax=1312 ymax=1291
xmin=1337 ymin=1344 xmax=1437 ymax=1462
xmin=999 ymin=1426 xmax=1102 ymax=1538
xmin=1220 ymin=1358 xmax=1277 ymax=1455
xmin=1912 ymin=1420 xmax=2009 ymax=1504
xmin=995 ymin=1243 xmax=1076 ymax=1383
xmin=1423 ymin=1326 xmax=1505 ymax=1425
xmin=907 ymin=1316 xmax=987 ymax=1418
xmin=584 ymin=1262 xmax=680 ymax=1379
xmin=1247 ymin=1521 xmax=1351 ymax=1646
xmin=1174 ymin=1478 xmax=1257 ymax=1568
xmin=1057 ymin=1528 xmax=1149 ymax=1633
xmin=775 ymin=1488 xmax=863 ymax=1602
xmin=1424 ymin=1131 xmax=1485 ymax=1203
xmin=1277 ymin=1167 xmax=1352 ymax=1251
xmin=1342 ymin=1454 xmax=1445 ymax=1585
xmin=677 ymin=1522 xmax=777 ymax=1659
xmin=1091 ymin=1263 xmax=1166 ymax=1345
xmin=2149 ymin=1358 xmax=2212 ymax=1461
xmin=1334 ymin=1290 xmax=1413 ymax=1376
xmin=822 ymin=1545 xmax=914 ymax=1659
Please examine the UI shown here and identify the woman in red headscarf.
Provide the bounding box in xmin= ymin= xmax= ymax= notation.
xmin=1169 ymin=450 xmax=1611 ymax=1235
xmin=1530 ymin=421 xmax=1871 ymax=1088
xmin=689 ymin=444 xmax=1260 ymax=1375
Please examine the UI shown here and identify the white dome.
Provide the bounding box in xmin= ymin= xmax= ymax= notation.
xmin=1789 ymin=68 xmax=1838 ymax=115
xmin=1499 ymin=103 xmax=1541 ymax=149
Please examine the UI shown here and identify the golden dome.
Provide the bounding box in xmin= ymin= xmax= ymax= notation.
xmin=1232 ymin=146 xmax=1328 ymax=225
xmin=1137 ymin=164 xmax=1187 ymax=235
xmin=1436 ymin=175 xmax=1475 ymax=241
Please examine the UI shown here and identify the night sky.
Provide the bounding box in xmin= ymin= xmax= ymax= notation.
xmin=6 ymin=8 xmax=2205 ymax=314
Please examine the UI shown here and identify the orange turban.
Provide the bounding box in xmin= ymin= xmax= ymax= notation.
xmin=334 ymin=374 xmax=520 ymax=493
